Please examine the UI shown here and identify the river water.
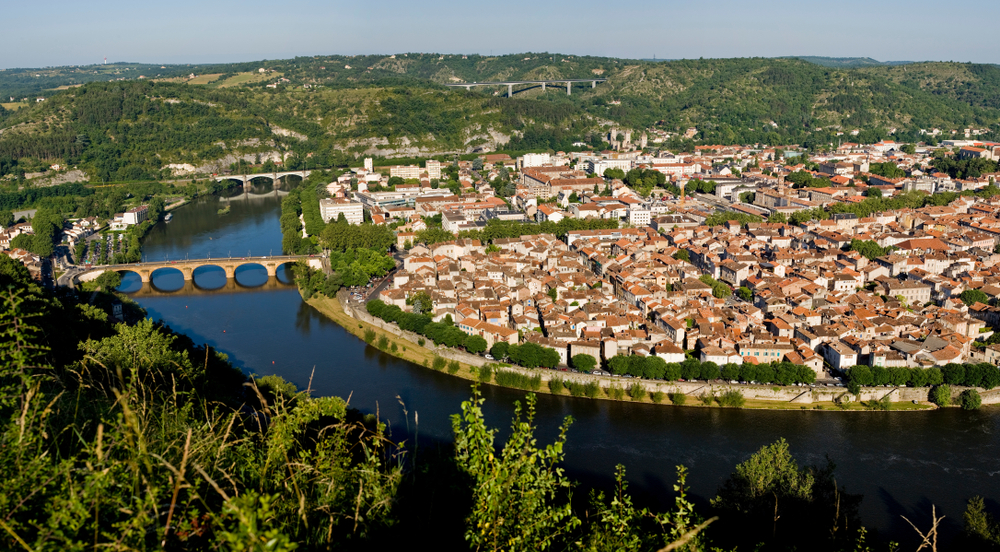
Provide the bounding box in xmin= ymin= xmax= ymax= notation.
xmin=119 ymin=187 xmax=1000 ymax=544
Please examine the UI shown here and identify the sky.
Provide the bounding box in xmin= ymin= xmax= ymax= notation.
xmin=2 ymin=0 xmax=998 ymax=69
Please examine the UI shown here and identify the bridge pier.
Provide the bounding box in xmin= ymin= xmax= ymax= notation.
xmin=224 ymin=265 xmax=237 ymax=279
xmin=592 ymin=80 xmax=597 ymax=88
xmin=265 ymin=263 xmax=278 ymax=278
xmin=180 ymin=266 xmax=194 ymax=281
xmin=138 ymin=270 xmax=151 ymax=283
xmin=508 ymin=84 xmax=513 ymax=97
xmin=541 ymin=82 xmax=546 ymax=92
xmin=566 ymin=82 xmax=571 ymax=96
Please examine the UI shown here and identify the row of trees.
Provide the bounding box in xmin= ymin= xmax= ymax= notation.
xmin=597 ymin=354 xmax=818 ymax=385
xmin=365 ymin=299 xmax=565 ymax=369
xmin=847 ymin=362 xmax=1000 ymax=390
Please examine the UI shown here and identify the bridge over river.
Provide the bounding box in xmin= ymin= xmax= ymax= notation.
xmin=445 ymin=78 xmax=606 ymax=97
xmin=213 ymin=170 xmax=311 ymax=185
xmin=75 ymin=255 xmax=322 ymax=284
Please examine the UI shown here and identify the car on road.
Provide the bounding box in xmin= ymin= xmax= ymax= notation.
xmin=484 ymin=354 xmax=494 ymax=360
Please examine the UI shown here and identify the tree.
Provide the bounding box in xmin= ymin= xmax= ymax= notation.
xmin=931 ymin=384 xmax=952 ymax=407
xmin=451 ymin=390 xmax=580 ymax=551
xmin=737 ymin=287 xmax=752 ymax=302
xmin=464 ymin=335 xmax=488 ymax=355
xmin=767 ymin=212 xmax=787 ymax=224
xmin=547 ymin=287 xmax=557 ymax=301
xmin=407 ymin=291 xmax=433 ymax=315
xmin=9 ymin=233 xmax=31 ymax=250
xmin=961 ymin=289 xmax=990 ymax=307
xmin=960 ymin=389 xmax=982 ymax=410
xmin=94 ymin=270 xmax=122 ymax=291
xmin=472 ymin=158 xmax=483 ymax=171
xmin=672 ymin=249 xmax=690 ymax=263
xmin=490 ymin=341 xmax=509 ymax=361
xmin=867 ymin=187 xmax=883 ymax=198
xmin=711 ymin=439 xmax=815 ymax=542
xmin=572 ymin=354 xmax=597 ymax=373
xmin=849 ymin=365 xmax=873 ymax=387
xmin=0 ymin=209 xmax=13 ymax=227
xmin=848 ymin=239 xmax=893 ymax=261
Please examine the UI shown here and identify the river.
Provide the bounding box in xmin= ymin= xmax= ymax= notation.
xmin=118 ymin=185 xmax=1000 ymax=545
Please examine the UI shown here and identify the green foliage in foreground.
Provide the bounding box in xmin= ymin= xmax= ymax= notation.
xmin=0 ymin=258 xmax=995 ymax=551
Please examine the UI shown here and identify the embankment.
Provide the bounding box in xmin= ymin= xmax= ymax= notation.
xmin=310 ymin=290 xmax=999 ymax=411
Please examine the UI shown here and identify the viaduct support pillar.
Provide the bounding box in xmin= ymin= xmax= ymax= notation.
xmin=592 ymin=80 xmax=597 ymax=88
xmin=566 ymin=82 xmax=571 ymax=96
xmin=541 ymin=82 xmax=546 ymax=92
xmin=508 ymin=84 xmax=513 ymax=97
xmin=180 ymin=267 xmax=194 ymax=281
xmin=265 ymin=263 xmax=277 ymax=277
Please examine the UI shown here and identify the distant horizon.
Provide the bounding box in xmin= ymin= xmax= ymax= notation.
xmin=3 ymin=0 xmax=999 ymax=70
xmin=1 ymin=53 xmax=995 ymax=72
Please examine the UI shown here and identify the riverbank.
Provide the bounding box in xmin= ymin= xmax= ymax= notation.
xmin=305 ymin=293 xmax=966 ymax=411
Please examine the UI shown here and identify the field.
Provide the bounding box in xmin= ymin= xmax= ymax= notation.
xmin=214 ymin=71 xmax=280 ymax=87
xmin=1 ymin=102 xmax=28 ymax=111
xmin=186 ymin=73 xmax=225 ymax=85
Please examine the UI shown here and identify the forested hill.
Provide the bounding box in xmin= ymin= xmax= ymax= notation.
xmin=2 ymin=55 xmax=1000 ymax=182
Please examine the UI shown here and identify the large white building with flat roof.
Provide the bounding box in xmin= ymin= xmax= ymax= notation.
xmin=319 ymin=197 xmax=364 ymax=224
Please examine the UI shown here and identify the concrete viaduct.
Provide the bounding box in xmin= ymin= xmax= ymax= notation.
xmin=75 ymin=255 xmax=322 ymax=284
xmin=444 ymin=79 xmax=607 ymax=97
xmin=213 ymin=170 xmax=312 ymax=185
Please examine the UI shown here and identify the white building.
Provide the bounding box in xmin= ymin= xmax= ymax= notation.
xmin=520 ymin=153 xmax=551 ymax=170
xmin=587 ymin=159 xmax=633 ymax=176
xmin=390 ymin=162 xmax=441 ymax=180
xmin=123 ymin=205 xmax=149 ymax=226
xmin=364 ymin=158 xmax=374 ymax=172
xmin=319 ymin=198 xmax=364 ymax=224
xmin=627 ymin=207 xmax=651 ymax=227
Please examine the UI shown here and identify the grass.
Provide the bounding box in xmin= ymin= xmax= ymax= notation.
xmin=2 ymin=102 xmax=29 ymax=111
xmin=186 ymin=73 xmax=225 ymax=85
xmin=214 ymin=72 xmax=282 ymax=88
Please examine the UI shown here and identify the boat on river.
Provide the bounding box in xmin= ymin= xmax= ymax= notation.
xmin=164 ymin=213 xmax=173 ymax=221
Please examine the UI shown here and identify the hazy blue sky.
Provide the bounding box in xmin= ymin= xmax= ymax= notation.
xmin=2 ymin=0 xmax=997 ymax=68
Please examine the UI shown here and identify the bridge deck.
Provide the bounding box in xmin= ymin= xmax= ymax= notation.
xmin=77 ymin=255 xmax=318 ymax=283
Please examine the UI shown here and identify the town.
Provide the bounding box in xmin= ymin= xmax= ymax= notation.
xmin=315 ymin=135 xmax=1000 ymax=385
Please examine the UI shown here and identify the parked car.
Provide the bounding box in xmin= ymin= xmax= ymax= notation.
xmin=484 ymin=354 xmax=494 ymax=360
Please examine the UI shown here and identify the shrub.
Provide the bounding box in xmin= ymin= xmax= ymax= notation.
xmin=716 ymin=390 xmax=745 ymax=408
xmin=627 ymin=383 xmax=645 ymax=401
xmin=494 ymin=370 xmax=542 ymax=391
xmin=651 ymin=391 xmax=665 ymax=403
xmin=670 ymin=392 xmax=687 ymax=405
xmin=931 ymin=384 xmax=952 ymax=407
xmin=363 ymin=328 xmax=376 ymax=343
xmin=417 ymin=338 xmax=426 ymax=347
xmin=568 ymin=381 xmax=600 ymax=398
xmin=376 ymin=335 xmax=390 ymax=350
xmin=700 ymin=393 xmax=715 ymax=406
xmin=477 ymin=365 xmax=493 ymax=383
xmin=447 ymin=361 xmax=461 ymax=374
xmin=390 ymin=342 xmax=398 ymax=353
xmin=960 ymin=389 xmax=982 ymax=410
xmin=863 ymin=396 xmax=891 ymax=411
xmin=548 ymin=378 xmax=565 ymax=394
xmin=606 ymin=385 xmax=625 ymax=400
xmin=432 ymin=356 xmax=447 ymax=371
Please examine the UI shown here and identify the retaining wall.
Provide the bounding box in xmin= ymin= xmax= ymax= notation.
xmin=335 ymin=291 xmax=1000 ymax=406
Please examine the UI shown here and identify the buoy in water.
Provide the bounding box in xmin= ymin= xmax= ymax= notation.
xmin=223 ymin=330 xmax=226 ymax=333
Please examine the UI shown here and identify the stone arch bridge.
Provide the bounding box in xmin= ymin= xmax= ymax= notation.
xmin=75 ymin=255 xmax=322 ymax=284
xmin=214 ymin=170 xmax=312 ymax=185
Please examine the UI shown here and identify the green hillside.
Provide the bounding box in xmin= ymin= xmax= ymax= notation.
xmin=3 ymin=54 xmax=1000 ymax=183
xmin=0 ymin=80 xmax=596 ymax=182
